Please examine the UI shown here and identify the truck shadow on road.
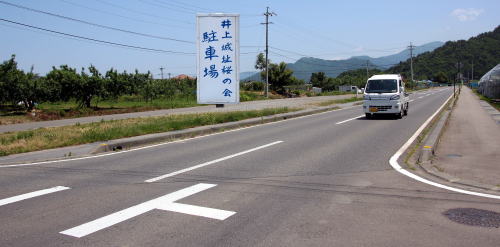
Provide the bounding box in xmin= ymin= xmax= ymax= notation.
xmin=357 ymin=115 xmax=402 ymax=120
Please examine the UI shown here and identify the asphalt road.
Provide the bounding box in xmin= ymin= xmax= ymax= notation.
xmin=1 ymin=87 xmax=499 ymax=247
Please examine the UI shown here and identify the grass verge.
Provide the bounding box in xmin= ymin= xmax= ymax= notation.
xmin=471 ymin=88 xmax=500 ymax=111
xmin=0 ymin=107 xmax=298 ymax=156
xmin=403 ymin=92 xmax=455 ymax=169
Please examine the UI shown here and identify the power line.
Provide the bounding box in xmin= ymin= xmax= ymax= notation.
xmin=269 ymin=46 xmax=308 ymax=57
xmin=272 ymin=21 xmax=408 ymax=57
xmin=150 ymin=0 xmax=206 ymax=13
xmin=158 ymin=0 xmax=216 ymax=12
xmin=93 ymin=0 xmax=193 ymax=25
xmin=138 ymin=0 xmax=197 ymax=14
xmin=273 ymin=20 xmax=357 ymax=49
xmin=58 ymin=0 xmax=185 ymax=28
xmin=0 ymin=18 xmax=195 ymax=55
xmin=0 ymin=1 xmax=195 ymax=44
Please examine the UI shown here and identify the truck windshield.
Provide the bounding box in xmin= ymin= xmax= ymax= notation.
xmin=365 ymin=79 xmax=398 ymax=93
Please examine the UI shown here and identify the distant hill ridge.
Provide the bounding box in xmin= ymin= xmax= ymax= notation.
xmin=387 ymin=26 xmax=500 ymax=80
xmin=241 ymin=41 xmax=444 ymax=81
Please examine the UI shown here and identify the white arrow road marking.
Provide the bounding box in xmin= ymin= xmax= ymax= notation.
xmin=145 ymin=141 xmax=283 ymax=183
xmin=60 ymin=183 xmax=235 ymax=238
xmin=335 ymin=115 xmax=365 ymax=125
xmin=0 ymin=186 xmax=70 ymax=207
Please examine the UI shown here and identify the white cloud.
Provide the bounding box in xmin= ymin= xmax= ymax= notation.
xmin=353 ymin=46 xmax=364 ymax=52
xmin=451 ymin=8 xmax=484 ymax=22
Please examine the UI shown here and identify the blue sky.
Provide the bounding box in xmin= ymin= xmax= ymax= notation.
xmin=1 ymin=0 xmax=499 ymax=77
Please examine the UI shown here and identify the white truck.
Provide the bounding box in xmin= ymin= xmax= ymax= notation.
xmin=363 ymin=74 xmax=409 ymax=119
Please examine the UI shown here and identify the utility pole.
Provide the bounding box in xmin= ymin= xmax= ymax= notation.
xmin=159 ymin=66 xmax=165 ymax=79
xmin=408 ymin=42 xmax=416 ymax=83
xmin=261 ymin=7 xmax=276 ymax=98
xmin=471 ymin=60 xmax=474 ymax=81
xmin=455 ymin=61 xmax=461 ymax=97
xmin=366 ymin=60 xmax=369 ymax=80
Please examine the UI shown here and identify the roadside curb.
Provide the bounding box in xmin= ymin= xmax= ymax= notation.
xmin=415 ymin=89 xmax=500 ymax=193
xmin=91 ymin=105 xmax=341 ymax=154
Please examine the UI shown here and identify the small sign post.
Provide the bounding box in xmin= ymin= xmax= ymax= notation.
xmin=196 ymin=13 xmax=240 ymax=105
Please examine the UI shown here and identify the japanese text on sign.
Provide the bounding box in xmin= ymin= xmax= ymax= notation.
xmin=197 ymin=14 xmax=239 ymax=104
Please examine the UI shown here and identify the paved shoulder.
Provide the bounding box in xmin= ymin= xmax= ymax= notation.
xmin=434 ymin=87 xmax=500 ymax=187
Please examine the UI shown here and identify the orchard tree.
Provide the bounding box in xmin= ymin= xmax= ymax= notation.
xmin=76 ymin=65 xmax=104 ymax=108
xmin=45 ymin=65 xmax=80 ymax=102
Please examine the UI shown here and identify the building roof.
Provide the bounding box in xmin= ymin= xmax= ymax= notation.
xmin=173 ymin=74 xmax=195 ymax=80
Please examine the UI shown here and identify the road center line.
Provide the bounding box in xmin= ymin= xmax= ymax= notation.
xmin=145 ymin=141 xmax=283 ymax=183
xmin=0 ymin=186 xmax=70 ymax=207
xmin=335 ymin=115 xmax=365 ymax=125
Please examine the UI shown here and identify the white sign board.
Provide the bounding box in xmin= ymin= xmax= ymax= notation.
xmin=197 ymin=14 xmax=240 ymax=104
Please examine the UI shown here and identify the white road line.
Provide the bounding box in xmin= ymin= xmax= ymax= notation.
xmin=335 ymin=115 xmax=365 ymax=125
xmin=145 ymin=141 xmax=283 ymax=183
xmin=60 ymin=183 xmax=235 ymax=238
xmin=418 ymin=96 xmax=424 ymax=99
xmin=0 ymin=186 xmax=70 ymax=207
xmin=158 ymin=202 xmax=234 ymax=220
xmin=1 ymin=106 xmax=360 ymax=168
xmin=389 ymin=93 xmax=500 ymax=200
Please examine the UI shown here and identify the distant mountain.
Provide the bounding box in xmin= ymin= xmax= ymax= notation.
xmin=386 ymin=26 xmax=500 ymax=80
xmin=241 ymin=41 xmax=444 ymax=81
xmin=287 ymin=57 xmax=373 ymax=81
xmin=354 ymin=41 xmax=444 ymax=69
xmin=240 ymin=71 xmax=259 ymax=81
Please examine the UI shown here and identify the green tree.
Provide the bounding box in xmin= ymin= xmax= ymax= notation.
xmin=45 ymin=65 xmax=80 ymax=102
xmin=104 ymin=68 xmax=129 ymax=100
xmin=255 ymin=53 xmax=269 ymax=82
xmin=0 ymin=55 xmax=21 ymax=105
xmin=386 ymin=26 xmax=500 ymax=80
xmin=75 ymin=65 xmax=104 ymax=108
xmin=0 ymin=55 xmax=45 ymax=110
xmin=432 ymin=71 xmax=448 ymax=83
xmin=17 ymin=67 xmax=43 ymax=111
xmin=263 ymin=62 xmax=295 ymax=93
xmin=310 ymin=72 xmax=328 ymax=88
xmin=255 ymin=53 xmax=266 ymax=71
